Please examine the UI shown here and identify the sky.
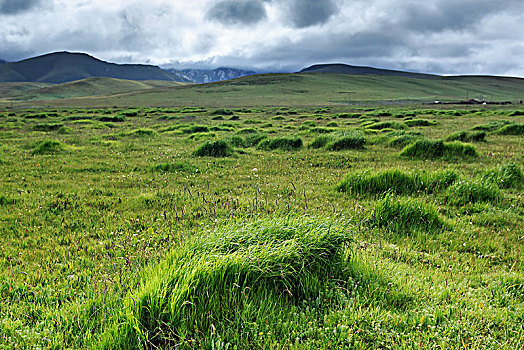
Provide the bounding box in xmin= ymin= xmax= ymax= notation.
xmin=0 ymin=0 xmax=523 ymax=76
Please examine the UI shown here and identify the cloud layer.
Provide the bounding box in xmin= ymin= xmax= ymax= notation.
xmin=0 ymin=0 xmax=523 ymax=76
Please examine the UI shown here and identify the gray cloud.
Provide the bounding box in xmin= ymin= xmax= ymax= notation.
xmin=0 ymin=0 xmax=41 ymax=15
xmin=282 ymin=0 xmax=340 ymax=28
xmin=206 ymin=0 xmax=267 ymax=25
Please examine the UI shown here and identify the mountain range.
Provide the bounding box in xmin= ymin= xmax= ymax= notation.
xmin=0 ymin=58 xmax=6 ymax=64
xmin=300 ymin=63 xmax=437 ymax=79
xmin=165 ymin=67 xmax=256 ymax=84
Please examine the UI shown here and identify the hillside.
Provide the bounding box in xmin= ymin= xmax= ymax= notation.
xmin=300 ymin=63 xmax=438 ymax=79
xmin=0 ymin=77 xmax=185 ymax=101
xmin=165 ymin=67 xmax=256 ymax=83
xmin=0 ymin=58 xmax=6 ymax=64
xmin=0 ymin=52 xmax=189 ymax=83
xmin=9 ymin=72 xmax=523 ymax=108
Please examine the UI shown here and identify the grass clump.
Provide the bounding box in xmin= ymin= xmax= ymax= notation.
xmin=446 ymin=180 xmax=501 ymax=206
xmin=309 ymin=135 xmax=332 ymax=149
xmin=337 ymin=169 xmax=457 ymax=196
xmin=0 ymin=195 xmax=16 ymax=206
xmin=482 ymin=162 xmax=523 ymax=189
xmin=33 ymin=123 xmax=64 ymax=132
xmin=471 ymin=120 xmax=513 ymax=132
xmin=367 ymin=121 xmax=406 ymax=130
xmin=182 ymin=125 xmax=210 ymax=134
xmin=99 ymin=217 xmax=351 ymax=348
xmin=193 ymin=140 xmax=233 ymax=157
xmin=445 ymin=130 xmax=486 ymax=142
xmin=388 ymin=131 xmax=424 ymax=148
xmin=257 ymin=136 xmax=303 ymax=151
xmin=368 ymin=196 xmax=445 ymax=234
xmin=210 ymin=108 xmax=234 ymax=116
xmin=495 ymin=123 xmax=524 ymax=135
xmin=127 ymin=128 xmax=156 ymax=137
xmin=31 ymin=139 xmax=66 ymax=154
xmin=400 ymin=139 xmax=477 ymax=159
xmin=243 ymin=133 xmax=267 ymax=147
xmin=404 ymin=119 xmax=437 ymax=127
xmin=325 ymin=133 xmax=366 ymax=151
xmin=151 ymin=162 xmax=198 ymax=173
xmin=98 ymin=115 xmax=126 ymax=122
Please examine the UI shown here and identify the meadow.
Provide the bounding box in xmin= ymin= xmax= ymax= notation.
xmin=0 ymin=103 xmax=522 ymax=349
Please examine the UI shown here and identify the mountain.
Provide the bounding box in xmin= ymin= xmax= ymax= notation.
xmin=0 ymin=58 xmax=6 ymax=64
xmin=164 ymin=67 xmax=256 ymax=84
xmin=299 ymin=63 xmax=438 ymax=79
xmin=0 ymin=52 xmax=189 ymax=83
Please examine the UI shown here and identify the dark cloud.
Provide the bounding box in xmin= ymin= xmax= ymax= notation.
xmin=283 ymin=0 xmax=340 ymax=28
xmin=206 ymin=0 xmax=267 ymax=25
xmin=0 ymin=0 xmax=41 ymax=15
xmin=398 ymin=0 xmax=523 ymax=33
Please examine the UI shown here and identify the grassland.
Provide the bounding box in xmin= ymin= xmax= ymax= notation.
xmin=2 ymin=73 xmax=524 ymax=108
xmin=0 ymin=102 xmax=523 ymax=349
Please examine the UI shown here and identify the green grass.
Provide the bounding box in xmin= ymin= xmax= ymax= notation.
xmin=257 ymin=136 xmax=303 ymax=151
xmin=193 ymin=140 xmax=234 ymax=157
xmin=445 ymin=130 xmax=486 ymax=142
xmin=337 ymin=169 xmax=457 ymax=196
xmin=495 ymin=123 xmax=524 ymax=135
xmin=0 ymin=104 xmax=523 ymax=349
xmin=400 ymin=139 xmax=478 ymax=159
xmin=367 ymin=196 xmax=445 ymax=235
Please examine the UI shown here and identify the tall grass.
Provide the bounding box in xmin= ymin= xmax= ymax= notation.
xmin=400 ymin=139 xmax=477 ymax=159
xmin=495 ymin=123 xmax=524 ymax=135
xmin=368 ymin=196 xmax=445 ymax=234
xmin=445 ymin=180 xmax=501 ymax=206
xmin=31 ymin=139 xmax=65 ymax=154
xmin=482 ymin=162 xmax=523 ymax=189
xmin=257 ymin=136 xmax=303 ymax=151
xmin=337 ymin=169 xmax=457 ymax=196
xmin=193 ymin=140 xmax=233 ymax=157
xmin=98 ymin=217 xmax=351 ymax=349
xmin=445 ymin=130 xmax=486 ymax=142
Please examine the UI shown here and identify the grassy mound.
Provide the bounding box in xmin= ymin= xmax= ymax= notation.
xmin=99 ymin=218 xmax=351 ymax=348
xmin=33 ymin=123 xmax=64 ymax=132
xmin=471 ymin=120 xmax=513 ymax=132
xmin=445 ymin=130 xmax=486 ymax=142
xmin=98 ymin=115 xmax=125 ymax=122
xmin=337 ymin=169 xmax=457 ymax=196
xmin=495 ymin=124 xmax=524 ymax=135
xmin=366 ymin=121 xmax=407 ymax=130
xmin=309 ymin=135 xmax=332 ymax=149
xmin=482 ymin=162 xmax=523 ymax=189
xmin=445 ymin=180 xmax=501 ymax=206
xmin=400 ymin=139 xmax=477 ymax=159
xmin=183 ymin=125 xmax=210 ymax=134
xmin=193 ymin=140 xmax=233 ymax=157
xmin=31 ymin=139 xmax=66 ymax=154
xmin=404 ymin=119 xmax=436 ymax=127
xmin=325 ymin=133 xmax=366 ymax=151
xmin=368 ymin=196 xmax=445 ymax=234
xmin=127 ymin=128 xmax=156 ymax=137
xmin=257 ymin=136 xmax=303 ymax=151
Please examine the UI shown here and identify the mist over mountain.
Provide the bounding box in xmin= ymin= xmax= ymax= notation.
xmin=0 ymin=52 xmax=188 ymax=83
xmin=164 ymin=67 xmax=256 ymax=84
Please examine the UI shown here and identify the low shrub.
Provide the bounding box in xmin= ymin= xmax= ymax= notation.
xmin=193 ymin=140 xmax=233 ymax=157
xmin=445 ymin=130 xmax=486 ymax=142
xmin=257 ymin=136 xmax=303 ymax=151
xmin=446 ymin=180 xmax=501 ymax=206
xmin=368 ymin=196 xmax=445 ymax=234
xmin=483 ymin=162 xmax=523 ymax=189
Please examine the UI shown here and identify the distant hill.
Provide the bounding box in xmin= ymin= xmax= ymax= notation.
xmin=299 ymin=63 xmax=438 ymax=79
xmin=0 ymin=52 xmax=189 ymax=83
xmin=0 ymin=77 xmax=185 ymax=101
xmin=164 ymin=67 xmax=256 ymax=83
xmin=0 ymin=58 xmax=6 ymax=64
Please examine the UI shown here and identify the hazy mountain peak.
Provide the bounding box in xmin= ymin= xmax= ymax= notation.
xmin=299 ymin=63 xmax=438 ymax=79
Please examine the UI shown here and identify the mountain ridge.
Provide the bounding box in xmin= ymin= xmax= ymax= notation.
xmin=0 ymin=52 xmax=189 ymax=83
xmin=299 ymin=63 xmax=438 ymax=79
xmin=164 ymin=67 xmax=256 ymax=84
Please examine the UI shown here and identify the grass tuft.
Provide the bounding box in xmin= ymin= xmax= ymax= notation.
xmin=445 ymin=130 xmax=486 ymax=142
xmin=193 ymin=140 xmax=234 ymax=157
xmin=31 ymin=139 xmax=66 ymax=154
xmin=495 ymin=123 xmax=524 ymax=135
xmin=482 ymin=162 xmax=523 ymax=189
xmin=257 ymin=136 xmax=303 ymax=151
xmin=445 ymin=180 xmax=501 ymax=206
xmin=400 ymin=139 xmax=477 ymax=159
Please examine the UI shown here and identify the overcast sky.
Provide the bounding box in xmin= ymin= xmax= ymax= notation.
xmin=1 ymin=0 xmax=523 ymax=76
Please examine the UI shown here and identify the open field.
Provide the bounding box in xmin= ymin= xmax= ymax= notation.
xmin=2 ymin=73 xmax=524 ymax=108
xmin=0 ymin=102 xmax=523 ymax=348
